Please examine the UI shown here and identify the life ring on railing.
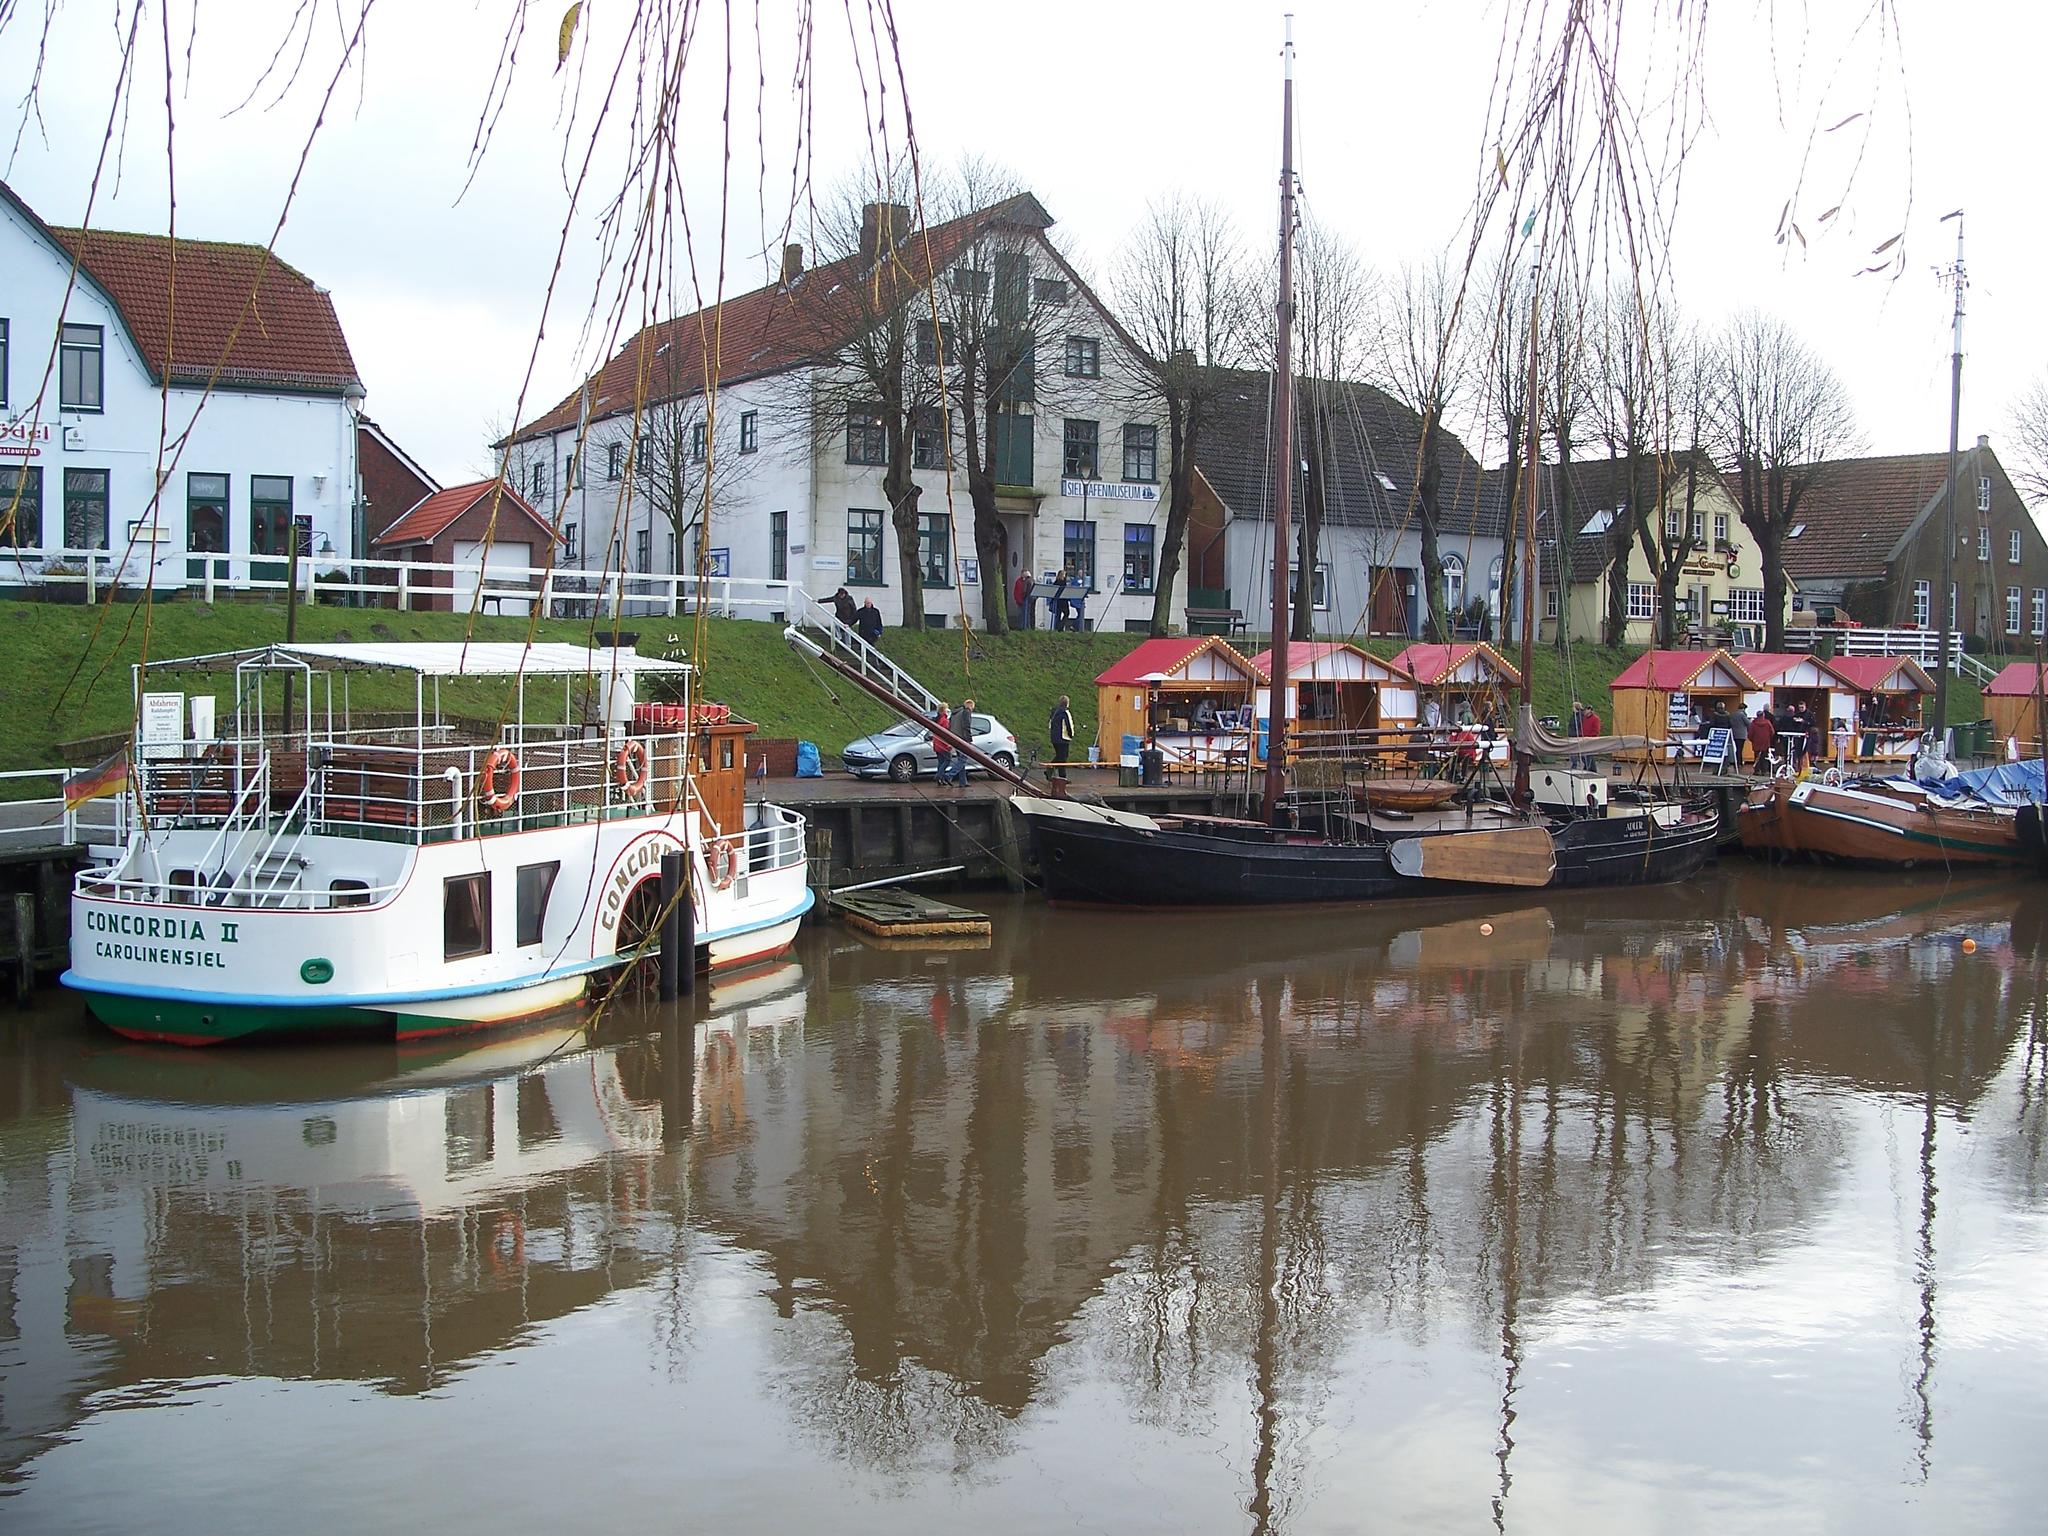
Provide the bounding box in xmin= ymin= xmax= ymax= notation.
xmin=708 ymin=839 xmax=736 ymax=890
xmin=478 ymin=746 xmax=521 ymax=812
xmin=613 ymin=739 xmax=650 ymax=797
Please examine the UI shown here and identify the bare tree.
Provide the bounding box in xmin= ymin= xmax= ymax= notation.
xmin=1109 ymin=197 xmax=1253 ymax=635
xmin=1290 ymin=221 xmax=1375 ymax=640
xmin=1541 ymin=271 xmax=1597 ymax=650
xmin=1711 ymin=311 xmax=1859 ymax=650
xmin=1478 ymin=258 xmax=1534 ymax=644
xmin=1369 ymin=257 xmax=1471 ymax=642
xmin=621 ymin=387 xmax=753 ymax=582
xmin=1638 ymin=326 xmax=1716 ymax=646
xmin=1589 ymin=288 xmax=1668 ymax=646
xmin=2007 ymin=374 xmax=2048 ymax=506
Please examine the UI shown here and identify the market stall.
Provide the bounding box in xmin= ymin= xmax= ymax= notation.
xmin=1822 ymin=655 xmax=1934 ymax=762
xmin=1245 ymin=641 xmax=1418 ymax=739
xmin=1609 ymin=649 xmax=1760 ymax=760
xmin=1094 ymin=636 xmax=1265 ymax=770
xmin=1983 ymin=661 xmax=2048 ymax=760
xmin=1388 ymin=641 xmax=1521 ymax=761
xmin=1738 ymin=652 xmax=1859 ymax=744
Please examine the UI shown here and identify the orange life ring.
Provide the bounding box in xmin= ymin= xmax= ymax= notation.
xmin=479 ymin=746 xmax=521 ymax=812
xmin=614 ymin=739 xmax=650 ymax=796
xmin=708 ymin=838 xmax=736 ymax=889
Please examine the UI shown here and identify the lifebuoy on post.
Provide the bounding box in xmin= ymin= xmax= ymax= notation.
xmin=708 ymin=838 xmax=736 ymax=889
xmin=614 ymin=740 xmax=650 ymax=797
xmin=478 ymin=746 xmax=522 ymax=813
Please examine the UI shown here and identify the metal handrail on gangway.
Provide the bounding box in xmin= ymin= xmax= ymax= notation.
xmin=786 ymin=592 xmax=944 ymax=721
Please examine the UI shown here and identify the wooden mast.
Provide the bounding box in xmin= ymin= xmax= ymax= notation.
xmin=1514 ymin=266 xmax=1542 ymax=804
xmin=1262 ymin=16 xmax=1298 ymax=826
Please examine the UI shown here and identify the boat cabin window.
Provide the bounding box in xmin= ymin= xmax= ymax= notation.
xmin=720 ymin=738 xmax=734 ymax=769
xmin=444 ymin=873 xmax=493 ymax=960
xmin=516 ymin=861 xmax=560 ymax=947
xmin=329 ymin=878 xmax=373 ymax=909
xmin=167 ymin=868 xmax=200 ymax=905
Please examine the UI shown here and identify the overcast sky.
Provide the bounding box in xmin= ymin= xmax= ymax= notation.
xmin=3 ymin=0 xmax=2040 ymax=493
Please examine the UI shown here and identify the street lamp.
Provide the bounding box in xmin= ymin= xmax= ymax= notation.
xmin=1075 ymin=462 xmax=1099 ymax=632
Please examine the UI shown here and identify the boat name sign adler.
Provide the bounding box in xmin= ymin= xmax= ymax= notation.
xmin=596 ymin=830 xmax=687 ymax=936
xmin=83 ymin=909 xmax=241 ymax=970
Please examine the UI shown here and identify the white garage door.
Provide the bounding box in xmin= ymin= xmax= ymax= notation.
xmin=452 ymin=540 xmax=535 ymax=614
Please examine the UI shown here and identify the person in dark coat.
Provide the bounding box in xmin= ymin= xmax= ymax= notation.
xmin=943 ymin=698 xmax=975 ymax=785
xmin=827 ymin=585 xmax=857 ymax=627
xmin=855 ymin=598 xmax=884 ymax=647
xmin=1747 ymin=708 xmax=1776 ymax=774
xmin=1048 ymin=694 xmax=1075 ymax=780
xmin=1785 ymin=706 xmax=1809 ymax=773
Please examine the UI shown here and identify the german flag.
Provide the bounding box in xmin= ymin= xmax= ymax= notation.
xmin=64 ymin=750 xmax=131 ymax=811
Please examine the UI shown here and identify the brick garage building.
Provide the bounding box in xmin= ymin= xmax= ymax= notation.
xmin=371 ymin=480 xmax=558 ymax=613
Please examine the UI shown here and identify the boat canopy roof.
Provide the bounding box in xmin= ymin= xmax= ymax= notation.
xmin=142 ymin=642 xmax=692 ymax=679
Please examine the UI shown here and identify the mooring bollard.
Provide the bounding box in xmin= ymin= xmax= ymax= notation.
xmin=659 ymin=851 xmax=683 ymax=1001
xmin=12 ymin=892 xmax=34 ymax=1008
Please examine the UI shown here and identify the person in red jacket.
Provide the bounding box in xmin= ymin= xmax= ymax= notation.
xmin=1747 ymin=709 xmax=1776 ymax=774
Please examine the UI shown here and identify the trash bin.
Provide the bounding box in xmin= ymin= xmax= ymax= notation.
xmin=1139 ymin=747 xmax=1165 ymax=787
xmin=1119 ymin=733 xmax=1142 ymax=768
xmin=1959 ymin=718 xmax=1992 ymax=758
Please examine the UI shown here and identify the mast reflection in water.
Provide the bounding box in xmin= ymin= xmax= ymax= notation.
xmin=3 ymin=868 xmax=2047 ymax=1533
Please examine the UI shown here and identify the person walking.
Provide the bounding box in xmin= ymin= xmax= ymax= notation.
xmin=1747 ymin=708 xmax=1776 ymax=775
xmin=1051 ymin=567 xmax=1072 ymax=631
xmin=1048 ymin=693 xmax=1075 ymax=780
xmin=855 ymin=597 xmax=884 ymax=647
xmin=1574 ymin=699 xmax=1601 ymax=771
xmin=929 ymin=703 xmax=953 ymax=786
xmin=1785 ymin=705 xmax=1809 ymax=774
xmin=1013 ymin=570 xmax=1036 ymax=630
xmin=1831 ymin=714 xmax=1853 ymax=774
xmin=826 ymin=585 xmax=857 ymax=628
xmin=1730 ymin=700 xmax=1751 ymax=768
xmin=944 ymin=698 xmax=975 ymax=786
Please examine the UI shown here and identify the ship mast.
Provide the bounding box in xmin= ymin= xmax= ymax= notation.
xmin=1262 ymin=16 xmax=1298 ymax=826
xmin=1931 ymin=210 xmax=1966 ymax=750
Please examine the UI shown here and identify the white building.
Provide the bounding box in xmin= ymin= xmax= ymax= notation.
xmin=0 ymin=180 xmax=364 ymax=594
xmin=505 ymin=194 xmax=1184 ymax=631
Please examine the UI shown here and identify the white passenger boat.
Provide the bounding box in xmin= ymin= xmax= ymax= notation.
xmin=62 ymin=641 xmax=812 ymax=1044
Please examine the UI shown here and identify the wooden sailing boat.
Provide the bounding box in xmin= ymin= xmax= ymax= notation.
xmin=1006 ymin=26 xmax=1720 ymax=907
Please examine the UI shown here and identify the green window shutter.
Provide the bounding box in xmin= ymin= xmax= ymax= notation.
xmin=995 ymin=414 xmax=1034 ymax=487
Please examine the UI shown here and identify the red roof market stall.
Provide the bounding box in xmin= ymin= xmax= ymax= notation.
xmin=1822 ymin=655 xmax=1935 ymax=761
xmin=1095 ymin=636 xmax=1265 ymax=768
xmin=1610 ymin=649 xmax=1760 ymax=758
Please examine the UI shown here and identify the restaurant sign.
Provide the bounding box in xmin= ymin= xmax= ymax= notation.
xmin=0 ymin=419 xmax=52 ymax=459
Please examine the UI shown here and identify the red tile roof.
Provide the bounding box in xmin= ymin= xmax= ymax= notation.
xmin=373 ymin=480 xmax=556 ymax=549
xmin=1611 ymin=649 xmax=1761 ymax=692
xmin=48 ymin=225 xmax=360 ymax=394
xmin=1096 ymin=636 xmax=1266 ymax=688
xmin=1735 ymin=652 xmax=1852 ymax=687
xmin=1984 ymin=661 xmax=2048 ymax=698
xmin=1777 ymin=451 xmax=1959 ymax=582
xmin=1388 ymin=642 xmax=1524 ymax=689
xmin=509 ymin=194 xmax=1053 ymax=442
xmin=1826 ymin=655 xmax=1934 ymax=693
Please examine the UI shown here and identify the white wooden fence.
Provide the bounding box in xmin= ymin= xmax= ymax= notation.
xmin=1783 ymin=626 xmax=2001 ymax=686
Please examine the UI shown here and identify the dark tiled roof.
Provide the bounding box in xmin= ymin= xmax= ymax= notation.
xmin=1194 ymin=370 xmax=1503 ymax=539
xmin=510 ymin=194 xmax=1053 ymax=442
xmin=1775 ymin=451 xmax=1959 ymax=581
xmin=373 ymin=480 xmax=556 ymax=548
xmin=47 ymin=224 xmax=360 ymax=393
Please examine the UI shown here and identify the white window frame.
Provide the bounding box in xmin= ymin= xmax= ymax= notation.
xmin=1978 ymin=526 xmax=1990 ymax=562
xmin=2011 ymin=528 xmax=2022 ymax=565
xmin=2034 ymin=588 xmax=2045 ymax=638
xmin=1626 ymin=582 xmax=1658 ymax=621
xmin=1913 ymin=579 xmax=1930 ymax=628
xmin=1731 ymin=587 xmax=1766 ymax=624
xmin=1979 ymin=475 xmax=1993 ymax=512
xmin=1714 ymin=511 xmax=1730 ymax=547
xmin=2008 ymin=585 xmax=2023 ymax=636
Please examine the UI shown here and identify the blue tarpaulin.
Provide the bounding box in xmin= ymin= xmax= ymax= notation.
xmin=795 ymin=741 xmax=823 ymax=778
xmin=1941 ymin=758 xmax=2043 ymax=806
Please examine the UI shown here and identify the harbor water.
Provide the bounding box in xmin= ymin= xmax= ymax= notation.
xmin=3 ymin=864 xmax=2046 ymax=1532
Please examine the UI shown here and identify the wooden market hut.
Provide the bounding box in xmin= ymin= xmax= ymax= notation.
xmin=1983 ymin=661 xmax=2048 ymax=758
xmin=1095 ymin=636 xmax=1266 ymax=766
xmin=1609 ymin=649 xmax=1760 ymax=756
xmin=1823 ymin=655 xmax=1934 ymax=762
xmin=1244 ymin=641 xmax=1418 ymax=736
xmin=1388 ymin=642 xmax=1523 ymax=726
xmin=1738 ymin=653 xmax=1859 ymax=736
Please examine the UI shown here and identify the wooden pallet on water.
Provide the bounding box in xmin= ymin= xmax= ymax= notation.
xmin=827 ymin=887 xmax=993 ymax=939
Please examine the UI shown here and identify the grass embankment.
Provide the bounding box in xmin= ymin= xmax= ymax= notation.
xmin=0 ymin=599 xmax=1987 ymax=774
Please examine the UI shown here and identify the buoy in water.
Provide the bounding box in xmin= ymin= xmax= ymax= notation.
xmin=1961 ymin=937 xmax=1978 ymax=954
xmin=1479 ymin=922 xmax=1494 ymax=937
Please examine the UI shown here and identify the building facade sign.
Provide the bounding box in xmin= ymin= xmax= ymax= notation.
xmin=1060 ymin=478 xmax=1159 ymax=502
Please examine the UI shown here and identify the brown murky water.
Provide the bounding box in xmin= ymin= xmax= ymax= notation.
xmin=3 ymin=865 xmax=2047 ymax=1533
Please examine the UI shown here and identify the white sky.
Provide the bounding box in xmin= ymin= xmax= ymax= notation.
xmin=2 ymin=0 xmax=2040 ymax=490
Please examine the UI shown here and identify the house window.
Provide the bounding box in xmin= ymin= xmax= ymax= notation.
xmin=1272 ymin=562 xmax=1330 ymax=610
xmin=64 ymin=468 xmax=110 ymax=550
xmin=606 ymin=442 xmax=623 ymax=480
xmin=994 ymin=340 xmax=1035 ymax=405
xmin=1913 ymin=579 xmax=1930 ymax=628
xmin=952 ymin=267 xmax=988 ymax=297
xmin=1443 ymin=553 xmax=1466 ymax=615
xmin=1664 ymin=507 xmax=1682 ymax=540
xmin=562 ymin=522 xmax=579 ymax=564
xmin=1063 ymin=519 xmax=1097 ymax=591
xmin=2008 ymin=586 xmax=2023 ymax=636
xmin=994 ymin=413 xmax=1033 ymax=486
xmin=690 ymin=422 xmax=706 ymax=462
xmin=634 ymin=528 xmax=650 ymax=572
xmin=1978 ymin=526 xmax=1990 ymax=562
xmin=515 ymin=861 xmax=559 ymax=947
xmin=2034 ymin=588 xmax=2045 ymax=637
xmin=530 ymin=460 xmax=549 ymax=500
xmin=564 ymin=452 xmax=579 ymax=490
xmin=1714 ymin=512 xmax=1730 ymax=547
xmin=1980 ymin=475 xmax=1993 ymax=513
xmin=0 ymin=466 xmax=42 ymax=548
xmin=740 ymin=411 xmax=759 ymax=454
xmin=915 ymin=320 xmax=953 ymax=366
xmin=1731 ymin=587 xmax=1766 ymax=624
xmin=250 ymin=475 xmax=293 ymax=557
xmin=1949 ymin=583 xmax=1958 ymax=629
xmin=846 ymin=403 xmax=888 ymax=466
xmin=2011 ymin=529 xmax=2023 ymax=565
xmin=1123 ymin=424 xmax=1158 ymax=483
xmin=769 ymin=510 xmax=788 ymax=581
xmin=1062 ymin=419 xmax=1099 ymax=478
xmin=911 ymin=406 xmax=947 ymax=469
xmin=0 ymin=318 xmax=8 ymax=408
xmin=1544 ymin=587 xmax=1559 ymax=620
xmin=1626 ymin=582 xmax=1658 ymax=621
xmin=1123 ymin=524 xmax=1155 ymax=594
xmin=1033 ymin=277 xmax=1069 ymax=305
xmin=1064 ymin=336 xmax=1100 ymax=378
xmin=918 ymin=512 xmax=950 ymax=588
xmin=847 ymin=508 xmax=885 ymax=585
xmin=443 ymin=873 xmax=492 ymax=960
xmin=59 ymin=324 xmax=103 ymax=411
xmin=187 ymin=474 xmax=227 ymax=553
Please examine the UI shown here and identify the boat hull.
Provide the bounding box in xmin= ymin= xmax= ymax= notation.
xmin=1737 ymin=778 xmax=2022 ymax=867
xmin=1018 ymin=797 xmax=1719 ymax=907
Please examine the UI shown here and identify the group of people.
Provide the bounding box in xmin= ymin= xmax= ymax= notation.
xmin=1012 ymin=568 xmax=1084 ymax=631
xmin=1718 ymin=698 xmax=1853 ymax=775
xmin=927 ymin=696 xmax=979 ymax=787
xmin=826 ymin=586 xmax=885 ymax=647
xmin=1567 ymin=699 xmax=1603 ymax=771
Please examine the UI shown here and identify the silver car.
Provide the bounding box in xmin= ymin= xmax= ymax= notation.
xmin=840 ymin=713 xmax=1019 ymax=781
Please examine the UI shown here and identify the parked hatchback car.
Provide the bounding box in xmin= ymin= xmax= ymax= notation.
xmin=841 ymin=713 xmax=1019 ymax=781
